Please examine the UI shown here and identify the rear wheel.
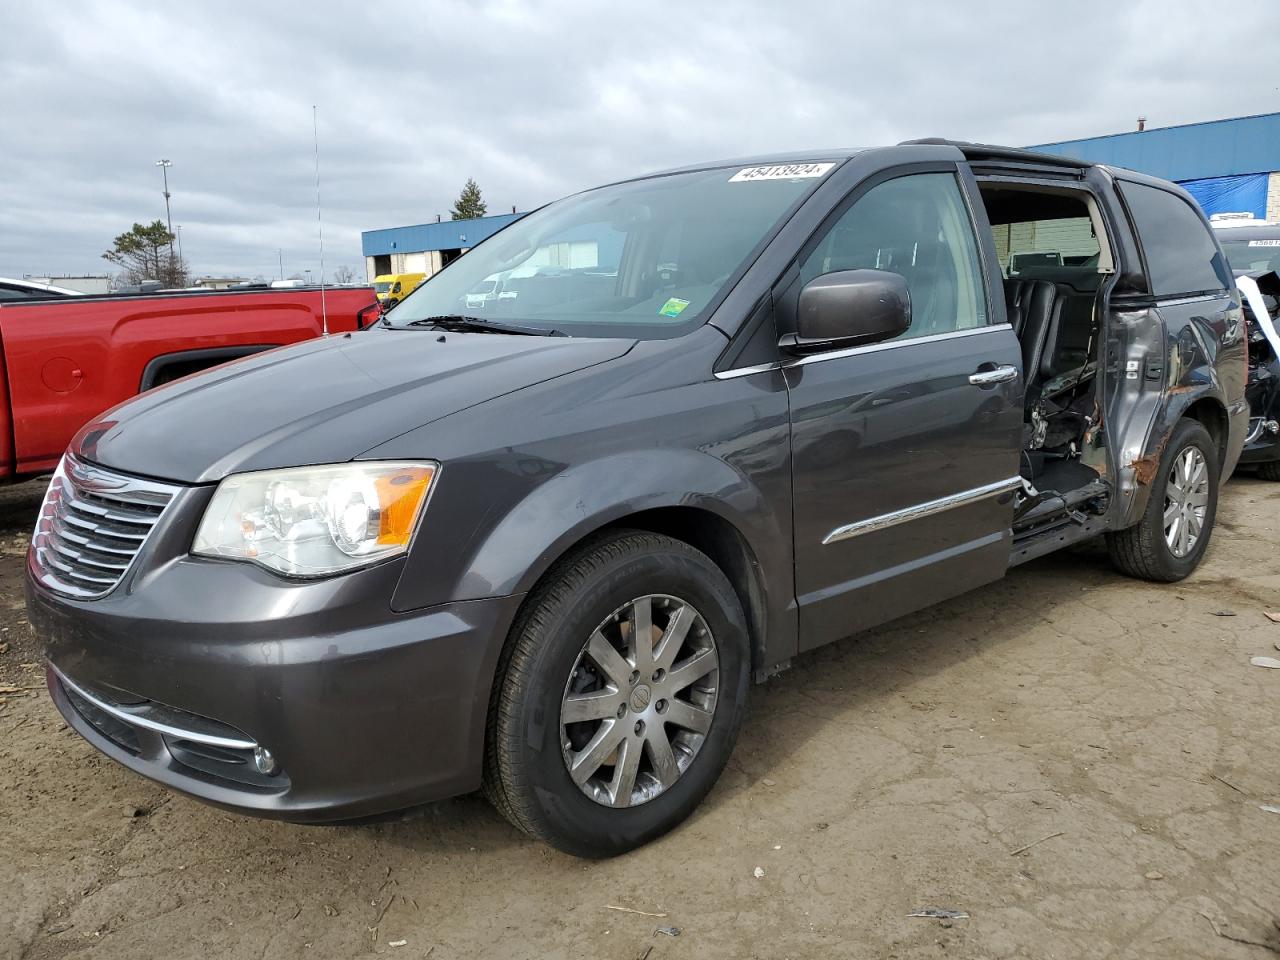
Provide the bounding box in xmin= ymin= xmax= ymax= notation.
xmin=484 ymin=531 xmax=749 ymax=858
xmin=1107 ymin=418 xmax=1219 ymax=582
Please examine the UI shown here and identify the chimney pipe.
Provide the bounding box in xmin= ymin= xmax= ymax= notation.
xmin=1137 ymin=116 xmax=1147 ymax=132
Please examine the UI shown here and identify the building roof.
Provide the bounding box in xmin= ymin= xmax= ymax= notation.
xmin=1030 ymin=112 xmax=1280 ymax=182
xmin=362 ymin=212 xmax=524 ymax=257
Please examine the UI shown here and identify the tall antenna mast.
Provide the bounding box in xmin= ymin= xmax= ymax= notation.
xmin=312 ymin=105 xmax=328 ymax=335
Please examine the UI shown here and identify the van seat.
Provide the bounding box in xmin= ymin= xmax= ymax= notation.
xmin=1004 ymin=279 xmax=1061 ymax=399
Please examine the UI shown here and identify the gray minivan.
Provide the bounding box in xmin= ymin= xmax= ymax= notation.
xmin=28 ymin=142 xmax=1248 ymax=857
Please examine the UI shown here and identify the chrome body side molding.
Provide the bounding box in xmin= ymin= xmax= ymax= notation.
xmin=822 ymin=476 xmax=1022 ymax=545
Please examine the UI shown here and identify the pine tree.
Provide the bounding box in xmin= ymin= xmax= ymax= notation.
xmin=450 ymin=179 xmax=487 ymax=220
xmin=102 ymin=220 xmax=190 ymax=286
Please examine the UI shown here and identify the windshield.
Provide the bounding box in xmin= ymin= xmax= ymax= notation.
xmin=388 ymin=164 xmax=835 ymax=337
xmin=374 ymin=281 xmax=392 ymax=294
xmin=1219 ymin=235 xmax=1280 ymax=274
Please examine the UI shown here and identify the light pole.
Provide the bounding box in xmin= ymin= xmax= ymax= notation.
xmin=155 ymin=159 xmax=174 ymax=278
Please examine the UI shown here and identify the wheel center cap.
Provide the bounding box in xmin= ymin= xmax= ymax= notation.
xmin=630 ymin=684 xmax=652 ymax=711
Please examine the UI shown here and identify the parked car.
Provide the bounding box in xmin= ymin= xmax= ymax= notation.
xmin=373 ymin=272 xmax=426 ymax=310
xmin=29 ymin=142 xmax=1247 ymax=858
xmin=0 ymin=277 xmax=80 ymax=301
xmin=0 ymin=285 xmax=378 ymax=481
xmin=464 ymin=273 xmax=505 ymax=309
xmin=1214 ymin=219 xmax=1280 ymax=273
xmin=1215 ymin=220 xmax=1280 ymax=478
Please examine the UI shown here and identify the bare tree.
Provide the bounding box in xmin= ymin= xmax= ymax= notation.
xmin=333 ymin=264 xmax=356 ymax=284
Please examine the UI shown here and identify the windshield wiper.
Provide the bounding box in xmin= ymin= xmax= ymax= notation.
xmin=403 ymin=314 xmax=564 ymax=337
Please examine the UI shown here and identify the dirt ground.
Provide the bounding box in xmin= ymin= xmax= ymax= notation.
xmin=2 ymin=477 xmax=1279 ymax=960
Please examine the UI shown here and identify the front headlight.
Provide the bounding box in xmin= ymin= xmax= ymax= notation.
xmin=193 ymin=461 xmax=437 ymax=577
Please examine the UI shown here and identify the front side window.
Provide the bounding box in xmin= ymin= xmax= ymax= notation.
xmin=1119 ymin=181 xmax=1232 ymax=296
xmin=799 ymin=172 xmax=988 ymax=339
xmin=389 ymin=165 xmax=831 ymax=338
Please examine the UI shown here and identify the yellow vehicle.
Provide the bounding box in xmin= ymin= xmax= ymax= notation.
xmin=372 ymin=273 xmax=426 ymax=309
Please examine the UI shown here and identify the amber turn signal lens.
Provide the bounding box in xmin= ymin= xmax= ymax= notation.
xmin=375 ymin=465 xmax=435 ymax=546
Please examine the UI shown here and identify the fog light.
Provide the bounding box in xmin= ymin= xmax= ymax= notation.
xmin=253 ymin=746 xmax=279 ymax=776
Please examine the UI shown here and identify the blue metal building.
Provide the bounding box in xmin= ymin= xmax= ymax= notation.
xmin=1031 ymin=112 xmax=1280 ymax=220
xmin=361 ymin=212 xmax=524 ymax=281
xmin=361 ymin=113 xmax=1280 ymax=279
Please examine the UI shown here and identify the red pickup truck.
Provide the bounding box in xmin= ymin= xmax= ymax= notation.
xmin=0 ymin=285 xmax=378 ymax=480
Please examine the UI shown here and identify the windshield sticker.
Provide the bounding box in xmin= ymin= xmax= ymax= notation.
xmin=1248 ymin=239 xmax=1280 ymax=247
xmin=730 ymin=163 xmax=835 ymax=183
xmin=659 ymin=297 xmax=691 ymax=318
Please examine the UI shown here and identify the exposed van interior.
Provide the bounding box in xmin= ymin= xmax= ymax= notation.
xmin=978 ymin=181 xmax=1114 ymax=545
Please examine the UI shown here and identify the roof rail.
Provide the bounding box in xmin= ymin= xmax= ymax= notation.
xmin=900 ymin=138 xmax=1092 ymax=170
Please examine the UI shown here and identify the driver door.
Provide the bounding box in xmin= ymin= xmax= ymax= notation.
xmin=784 ymin=166 xmax=1024 ymax=651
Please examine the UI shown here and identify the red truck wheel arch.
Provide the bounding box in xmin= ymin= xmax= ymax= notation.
xmin=139 ymin=344 xmax=279 ymax=392
xmin=0 ymin=286 xmax=376 ymax=480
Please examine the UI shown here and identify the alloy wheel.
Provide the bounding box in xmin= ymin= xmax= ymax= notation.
xmin=1163 ymin=446 xmax=1209 ymax=558
xmin=559 ymin=594 xmax=719 ymax=808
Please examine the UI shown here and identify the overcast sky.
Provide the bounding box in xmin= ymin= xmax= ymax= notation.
xmin=4 ymin=0 xmax=1280 ymax=282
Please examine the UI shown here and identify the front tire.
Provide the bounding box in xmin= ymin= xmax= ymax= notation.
xmin=1107 ymin=418 xmax=1220 ymax=582
xmin=484 ymin=531 xmax=750 ymax=858
xmin=1258 ymin=460 xmax=1280 ymax=482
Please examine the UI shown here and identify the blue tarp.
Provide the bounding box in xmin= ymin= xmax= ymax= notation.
xmin=1178 ymin=172 xmax=1269 ymax=219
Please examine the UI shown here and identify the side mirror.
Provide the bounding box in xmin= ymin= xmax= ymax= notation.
xmin=780 ymin=269 xmax=911 ymax=354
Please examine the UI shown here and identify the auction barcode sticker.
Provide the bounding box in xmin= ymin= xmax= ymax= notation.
xmin=1249 ymin=239 xmax=1280 ymax=247
xmin=730 ymin=163 xmax=835 ymax=183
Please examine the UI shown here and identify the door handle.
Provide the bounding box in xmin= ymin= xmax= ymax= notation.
xmin=969 ymin=364 xmax=1019 ymax=387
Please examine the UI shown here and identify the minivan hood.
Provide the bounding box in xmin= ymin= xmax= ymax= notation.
xmin=75 ymin=328 xmax=634 ymax=484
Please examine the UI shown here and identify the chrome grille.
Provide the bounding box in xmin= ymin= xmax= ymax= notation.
xmin=31 ymin=456 xmax=178 ymax=599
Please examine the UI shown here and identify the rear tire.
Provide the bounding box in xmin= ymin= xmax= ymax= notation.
xmin=1107 ymin=418 xmax=1219 ymax=582
xmin=484 ymin=530 xmax=749 ymax=858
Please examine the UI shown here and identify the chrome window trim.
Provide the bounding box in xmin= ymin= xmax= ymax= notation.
xmin=714 ymin=323 xmax=1015 ymax=380
xmin=713 ymin=360 xmax=786 ymax=381
xmin=822 ymin=476 xmax=1022 ymax=545
xmin=1157 ymin=292 xmax=1228 ymax=307
xmin=50 ymin=663 xmax=258 ymax=751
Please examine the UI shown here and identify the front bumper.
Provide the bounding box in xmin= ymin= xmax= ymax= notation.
xmin=28 ymin=556 xmax=523 ymax=822
xmin=1237 ymin=414 xmax=1280 ymax=465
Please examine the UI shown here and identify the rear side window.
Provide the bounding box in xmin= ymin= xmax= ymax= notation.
xmin=994 ymin=217 xmax=1099 ymax=276
xmin=1119 ymin=181 xmax=1231 ymax=296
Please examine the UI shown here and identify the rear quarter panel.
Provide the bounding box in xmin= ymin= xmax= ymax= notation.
xmin=0 ymin=287 xmax=374 ymax=476
xmin=1101 ymin=171 xmax=1247 ymax=522
xmin=1108 ymin=293 xmax=1245 ymax=527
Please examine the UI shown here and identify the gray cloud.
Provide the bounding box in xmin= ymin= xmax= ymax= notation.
xmin=3 ymin=0 xmax=1279 ymax=281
